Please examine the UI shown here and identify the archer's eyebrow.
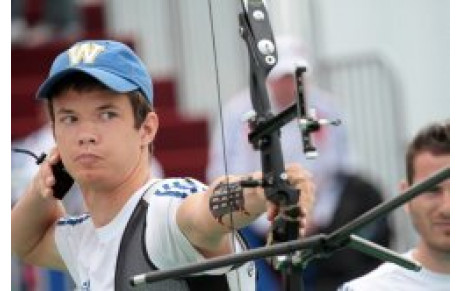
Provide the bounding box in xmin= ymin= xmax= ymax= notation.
xmin=55 ymin=103 xmax=120 ymax=115
xmin=96 ymin=103 xmax=120 ymax=111
xmin=56 ymin=108 xmax=76 ymax=115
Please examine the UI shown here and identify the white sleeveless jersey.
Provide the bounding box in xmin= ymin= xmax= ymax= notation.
xmin=55 ymin=178 xmax=256 ymax=290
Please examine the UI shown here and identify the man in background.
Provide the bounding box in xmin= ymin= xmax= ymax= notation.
xmin=340 ymin=120 xmax=449 ymax=290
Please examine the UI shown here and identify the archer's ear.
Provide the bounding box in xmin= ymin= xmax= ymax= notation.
xmin=140 ymin=112 xmax=158 ymax=146
xmin=399 ymin=180 xmax=410 ymax=213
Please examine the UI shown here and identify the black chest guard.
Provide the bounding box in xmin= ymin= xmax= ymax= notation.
xmin=114 ymin=195 xmax=230 ymax=290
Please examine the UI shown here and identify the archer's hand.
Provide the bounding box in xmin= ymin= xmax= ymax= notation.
xmin=206 ymin=164 xmax=315 ymax=235
xmin=265 ymin=163 xmax=316 ymax=237
xmin=32 ymin=147 xmax=62 ymax=200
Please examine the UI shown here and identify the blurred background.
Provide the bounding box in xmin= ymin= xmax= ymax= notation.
xmin=11 ymin=0 xmax=449 ymax=290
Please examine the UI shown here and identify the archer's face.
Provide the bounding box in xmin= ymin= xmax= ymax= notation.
xmin=52 ymin=88 xmax=155 ymax=190
xmin=406 ymin=151 xmax=450 ymax=253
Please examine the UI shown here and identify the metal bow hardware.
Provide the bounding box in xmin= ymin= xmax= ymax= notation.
xmin=239 ymin=0 xmax=300 ymax=238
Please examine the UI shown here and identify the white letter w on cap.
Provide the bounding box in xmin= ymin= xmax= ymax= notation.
xmin=68 ymin=43 xmax=105 ymax=66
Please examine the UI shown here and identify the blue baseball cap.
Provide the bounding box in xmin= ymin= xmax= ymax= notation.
xmin=36 ymin=40 xmax=153 ymax=104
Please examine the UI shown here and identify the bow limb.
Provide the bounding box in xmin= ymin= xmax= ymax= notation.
xmin=238 ymin=1 xmax=304 ymax=290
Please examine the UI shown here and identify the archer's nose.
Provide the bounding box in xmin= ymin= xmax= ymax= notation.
xmin=78 ymin=133 xmax=98 ymax=146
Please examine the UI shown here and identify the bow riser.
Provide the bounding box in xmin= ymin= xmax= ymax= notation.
xmin=239 ymin=1 xmax=303 ymax=290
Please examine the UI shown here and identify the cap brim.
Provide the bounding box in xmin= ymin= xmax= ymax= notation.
xmin=36 ymin=67 xmax=138 ymax=99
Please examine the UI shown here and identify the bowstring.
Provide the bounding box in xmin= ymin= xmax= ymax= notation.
xmin=206 ymin=1 xmax=242 ymax=290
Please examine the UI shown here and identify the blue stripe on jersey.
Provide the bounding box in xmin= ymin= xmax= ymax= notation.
xmin=154 ymin=178 xmax=206 ymax=199
xmin=57 ymin=213 xmax=90 ymax=226
xmin=154 ymin=190 xmax=188 ymax=199
xmin=184 ymin=177 xmax=207 ymax=193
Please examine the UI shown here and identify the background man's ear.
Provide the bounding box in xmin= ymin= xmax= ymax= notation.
xmin=399 ymin=180 xmax=410 ymax=213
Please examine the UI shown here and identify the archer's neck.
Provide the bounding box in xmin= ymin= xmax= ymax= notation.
xmin=80 ymin=158 xmax=151 ymax=228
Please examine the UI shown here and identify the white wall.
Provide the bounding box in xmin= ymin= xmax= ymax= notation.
xmin=312 ymin=0 xmax=449 ymax=137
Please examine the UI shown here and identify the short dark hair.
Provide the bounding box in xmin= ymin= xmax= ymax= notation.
xmin=405 ymin=120 xmax=449 ymax=184
xmin=45 ymin=72 xmax=155 ymax=153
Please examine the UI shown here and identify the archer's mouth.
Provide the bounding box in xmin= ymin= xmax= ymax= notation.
xmin=74 ymin=153 xmax=102 ymax=165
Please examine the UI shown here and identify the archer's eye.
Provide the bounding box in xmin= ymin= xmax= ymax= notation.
xmin=100 ymin=111 xmax=118 ymax=120
xmin=59 ymin=115 xmax=78 ymax=125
